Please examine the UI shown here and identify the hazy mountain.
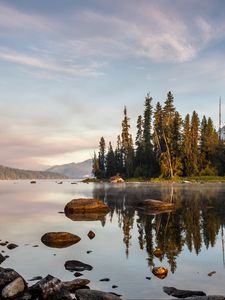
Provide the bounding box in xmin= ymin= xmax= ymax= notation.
xmin=0 ymin=165 xmax=68 ymax=180
xmin=46 ymin=159 xmax=92 ymax=179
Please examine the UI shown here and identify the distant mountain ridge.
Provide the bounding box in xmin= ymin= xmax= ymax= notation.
xmin=0 ymin=165 xmax=68 ymax=180
xmin=46 ymin=159 xmax=92 ymax=179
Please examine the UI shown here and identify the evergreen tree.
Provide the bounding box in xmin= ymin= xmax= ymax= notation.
xmin=115 ymin=135 xmax=123 ymax=175
xmin=182 ymin=114 xmax=192 ymax=176
xmin=121 ymin=107 xmax=134 ymax=177
xmin=153 ymin=102 xmax=164 ymax=176
xmin=98 ymin=136 xmax=106 ymax=178
xmin=106 ymin=142 xmax=116 ymax=177
xmin=142 ymin=93 xmax=155 ymax=177
xmin=190 ymin=111 xmax=200 ymax=175
xmin=171 ymin=111 xmax=183 ymax=176
xmin=92 ymin=151 xmax=101 ymax=178
xmin=134 ymin=115 xmax=144 ymax=177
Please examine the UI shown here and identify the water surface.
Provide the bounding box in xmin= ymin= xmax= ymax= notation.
xmin=0 ymin=180 xmax=225 ymax=299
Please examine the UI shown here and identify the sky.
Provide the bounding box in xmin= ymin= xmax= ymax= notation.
xmin=0 ymin=0 xmax=225 ymax=170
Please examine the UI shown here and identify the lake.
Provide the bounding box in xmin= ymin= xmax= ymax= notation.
xmin=0 ymin=180 xmax=225 ymax=299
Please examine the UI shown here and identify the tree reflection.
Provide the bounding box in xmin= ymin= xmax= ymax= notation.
xmin=92 ymin=183 xmax=225 ymax=273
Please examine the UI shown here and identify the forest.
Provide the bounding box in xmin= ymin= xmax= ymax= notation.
xmin=93 ymin=91 xmax=225 ymax=179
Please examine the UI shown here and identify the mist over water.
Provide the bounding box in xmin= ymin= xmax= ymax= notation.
xmin=0 ymin=180 xmax=225 ymax=299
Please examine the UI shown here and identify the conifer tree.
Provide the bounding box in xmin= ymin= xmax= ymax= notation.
xmin=190 ymin=111 xmax=200 ymax=175
xmin=134 ymin=115 xmax=144 ymax=177
xmin=106 ymin=142 xmax=116 ymax=177
xmin=182 ymin=114 xmax=192 ymax=176
xmin=115 ymin=135 xmax=123 ymax=175
xmin=98 ymin=136 xmax=106 ymax=178
xmin=92 ymin=151 xmax=101 ymax=178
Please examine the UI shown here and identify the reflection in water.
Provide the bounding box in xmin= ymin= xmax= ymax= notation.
xmin=93 ymin=183 xmax=225 ymax=274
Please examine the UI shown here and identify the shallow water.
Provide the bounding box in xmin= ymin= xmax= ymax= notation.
xmin=0 ymin=180 xmax=225 ymax=299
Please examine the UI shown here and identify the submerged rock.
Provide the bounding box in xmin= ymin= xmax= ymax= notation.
xmin=41 ymin=232 xmax=81 ymax=248
xmin=99 ymin=278 xmax=110 ymax=282
xmin=2 ymin=277 xmax=25 ymax=298
xmin=62 ymin=278 xmax=90 ymax=291
xmin=152 ymin=267 xmax=168 ymax=279
xmin=7 ymin=243 xmax=18 ymax=250
xmin=75 ymin=289 xmax=121 ymax=299
xmin=65 ymin=260 xmax=93 ymax=272
xmin=163 ymin=286 xmax=206 ymax=298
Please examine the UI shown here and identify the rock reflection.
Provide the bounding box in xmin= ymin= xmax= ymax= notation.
xmin=92 ymin=183 xmax=225 ymax=273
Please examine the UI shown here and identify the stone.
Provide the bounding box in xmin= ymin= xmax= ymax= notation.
xmin=41 ymin=232 xmax=81 ymax=248
xmin=110 ymin=176 xmax=124 ymax=183
xmin=87 ymin=250 xmax=93 ymax=254
xmin=64 ymin=198 xmax=110 ymax=213
xmin=153 ymin=248 xmax=163 ymax=258
xmin=2 ymin=277 xmax=25 ymax=298
xmin=30 ymin=181 xmax=36 ymax=184
xmin=99 ymin=278 xmax=110 ymax=282
xmin=163 ymin=286 xmax=206 ymax=298
xmin=65 ymin=260 xmax=93 ymax=272
xmin=0 ymin=268 xmax=22 ymax=289
xmin=62 ymin=279 xmax=90 ymax=291
xmin=0 ymin=242 xmax=8 ymax=246
xmin=152 ymin=267 xmax=168 ymax=279
xmin=87 ymin=231 xmax=95 ymax=240
xmin=208 ymin=271 xmax=216 ymax=276
xmin=146 ymin=277 xmax=151 ymax=280
xmin=181 ymin=297 xmax=225 ymax=300
xmin=74 ymin=272 xmax=83 ymax=277
xmin=28 ymin=276 xmax=43 ymax=281
xmin=29 ymin=274 xmax=63 ymax=299
xmin=7 ymin=243 xmax=18 ymax=250
xmin=75 ymin=289 xmax=121 ymax=299
xmin=112 ymin=285 xmax=118 ymax=289
xmin=0 ymin=254 xmax=6 ymax=264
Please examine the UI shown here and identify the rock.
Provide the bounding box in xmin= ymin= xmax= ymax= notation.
xmin=65 ymin=260 xmax=93 ymax=272
xmin=146 ymin=277 xmax=151 ymax=280
xmin=30 ymin=181 xmax=36 ymax=184
xmin=0 ymin=268 xmax=22 ymax=289
xmin=32 ymin=245 xmax=39 ymax=247
xmin=208 ymin=271 xmax=216 ymax=276
xmin=110 ymin=176 xmax=124 ymax=183
xmin=75 ymin=289 xmax=121 ymax=299
xmin=99 ymin=278 xmax=110 ymax=282
xmin=139 ymin=199 xmax=175 ymax=212
xmin=179 ymin=297 xmax=225 ymax=300
xmin=0 ymin=254 xmax=6 ymax=264
xmin=2 ymin=277 xmax=25 ymax=298
xmin=41 ymin=232 xmax=81 ymax=248
xmin=7 ymin=243 xmax=18 ymax=250
xmin=62 ymin=279 xmax=90 ymax=291
xmin=66 ymin=211 xmax=108 ymax=222
xmin=0 ymin=242 xmax=8 ymax=246
xmin=152 ymin=267 xmax=168 ymax=279
xmin=29 ymin=274 xmax=63 ymax=299
xmin=153 ymin=248 xmax=163 ymax=258
xmin=112 ymin=285 xmax=118 ymax=289
xmin=74 ymin=272 xmax=83 ymax=277
xmin=65 ymin=198 xmax=110 ymax=213
xmin=87 ymin=250 xmax=93 ymax=254
xmin=28 ymin=276 xmax=43 ymax=281
xmin=87 ymin=231 xmax=95 ymax=240
xmin=163 ymin=286 xmax=206 ymax=298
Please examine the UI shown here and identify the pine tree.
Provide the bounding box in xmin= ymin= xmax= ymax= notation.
xmin=142 ymin=93 xmax=155 ymax=177
xmin=106 ymin=142 xmax=116 ymax=177
xmin=134 ymin=115 xmax=144 ymax=177
xmin=171 ymin=111 xmax=183 ymax=176
xmin=98 ymin=136 xmax=106 ymax=178
xmin=182 ymin=114 xmax=192 ymax=176
xmin=115 ymin=135 xmax=123 ymax=175
xmin=190 ymin=111 xmax=200 ymax=175
xmin=121 ymin=107 xmax=134 ymax=177
xmin=92 ymin=151 xmax=101 ymax=178
xmin=153 ymin=102 xmax=164 ymax=176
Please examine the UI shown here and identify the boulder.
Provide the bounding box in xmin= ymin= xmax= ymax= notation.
xmin=41 ymin=232 xmax=81 ymax=248
xmin=152 ymin=267 xmax=168 ymax=279
xmin=65 ymin=198 xmax=110 ymax=213
xmin=110 ymin=176 xmax=124 ymax=183
xmin=29 ymin=275 xmax=63 ymax=299
xmin=0 ymin=254 xmax=6 ymax=264
xmin=75 ymin=289 xmax=121 ymax=299
xmin=2 ymin=277 xmax=25 ymax=298
xmin=65 ymin=260 xmax=93 ymax=272
xmin=7 ymin=243 xmax=18 ymax=250
xmin=180 ymin=297 xmax=225 ymax=300
xmin=163 ymin=286 xmax=206 ymax=298
xmin=0 ymin=268 xmax=22 ymax=290
xmin=62 ymin=279 xmax=90 ymax=291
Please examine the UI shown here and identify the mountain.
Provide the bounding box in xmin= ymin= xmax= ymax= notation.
xmin=0 ymin=165 xmax=68 ymax=180
xmin=46 ymin=159 xmax=92 ymax=179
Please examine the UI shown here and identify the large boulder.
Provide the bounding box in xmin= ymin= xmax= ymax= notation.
xmin=65 ymin=260 xmax=93 ymax=272
xmin=64 ymin=199 xmax=110 ymax=221
xmin=62 ymin=279 xmax=90 ymax=292
xmin=75 ymin=289 xmax=121 ymax=299
xmin=41 ymin=232 xmax=81 ymax=248
xmin=0 ymin=268 xmax=24 ymax=290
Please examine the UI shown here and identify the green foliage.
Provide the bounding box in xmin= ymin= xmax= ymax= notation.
xmin=93 ymin=91 xmax=225 ymax=180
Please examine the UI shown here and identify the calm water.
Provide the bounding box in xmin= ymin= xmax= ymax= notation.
xmin=0 ymin=180 xmax=225 ymax=299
